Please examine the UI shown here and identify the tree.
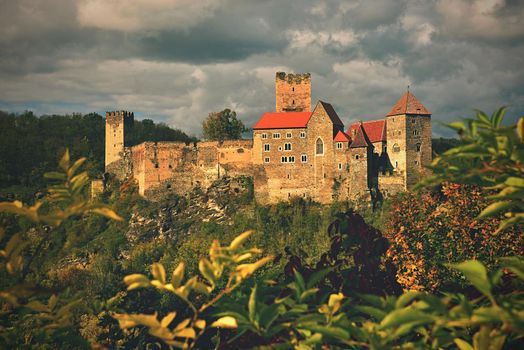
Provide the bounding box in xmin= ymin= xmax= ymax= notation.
xmin=202 ymin=109 xmax=247 ymax=142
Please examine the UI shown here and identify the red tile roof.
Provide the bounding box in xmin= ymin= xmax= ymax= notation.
xmin=334 ymin=130 xmax=351 ymax=142
xmin=349 ymin=124 xmax=372 ymax=148
xmin=386 ymin=91 xmax=430 ymax=116
xmin=347 ymin=119 xmax=386 ymax=143
xmin=253 ymin=111 xmax=312 ymax=129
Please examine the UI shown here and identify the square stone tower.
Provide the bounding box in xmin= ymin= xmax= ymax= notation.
xmin=275 ymin=72 xmax=311 ymax=112
xmin=105 ymin=110 xmax=134 ymax=169
xmin=386 ymin=91 xmax=431 ymax=188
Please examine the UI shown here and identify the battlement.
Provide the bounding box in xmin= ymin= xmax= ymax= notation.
xmin=106 ymin=110 xmax=134 ymax=124
xmin=275 ymin=72 xmax=311 ymax=83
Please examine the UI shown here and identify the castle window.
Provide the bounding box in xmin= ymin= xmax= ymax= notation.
xmin=264 ymin=157 xmax=270 ymax=163
xmin=316 ymin=138 xmax=324 ymax=155
xmin=284 ymin=143 xmax=292 ymax=151
xmin=398 ymin=131 xmax=401 ymax=135
xmin=286 ymin=132 xmax=292 ymax=138
xmin=292 ymin=100 xmax=295 ymax=105
xmin=336 ymin=142 xmax=343 ymax=149
xmin=261 ymin=133 xmax=267 ymax=139
xmin=413 ymin=130 xmax=420 ymax=136
xmin=166 ymin=184 xmax=171 ymax=189
xmin=355 ymin=155 xmax=360 ymax=160
xmin=292 ymin=87 xmax=295 ymax=92
xmin=287 ymin=174 xmax=290 ymax=179
xmin=281 ymin=156 xmax=288 ymax=163
xmin=264 ymin=144 xmax=270 ymax=152
xmin=237 ymin=148 xmax=244 ymax=153
xmin=273 ymin=133 xmax=281 ymax=139
xmin=300 ymin=131 xmax=306 ymax=138
xmin=301 ymin=154 xmax=307 ymax=163
xmin=289 ymin=156 xmax=295 ymax=163
xmin=395 ymin=161 xmax=398 ymax=168
xmin=412 ymin=118 xmax=416 ymax=123
xmin=416 ymin=143 xmax=421 ymax=152
xmin=393 ymin=144 xmax=400 ymax=152
xmin=338 ymin=163 xmax=343 ymax=170
xmin=414 ymin=160 xmax=419 ymax=165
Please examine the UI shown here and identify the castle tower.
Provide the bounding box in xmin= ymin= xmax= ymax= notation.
xmin=385 ymin=90 xmax=431 ymax=188
xmin=275 ymin=72 xmax=311 ymax=112
xmin=105 ymin=110 xmax=134 ymax=170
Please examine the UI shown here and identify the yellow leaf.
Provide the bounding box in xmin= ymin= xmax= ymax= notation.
xmin=171 ymin=262 xmax=185 ymax=288
xmin=174 ymin=327 xmax=196 ymax=339
xmin=151 ymin=263 xmax=166 ymax=284
xmin=124 ymin=274 xmax=149 ymax=286
xmin=174 ymin=318 xmax=191 ymax=331
xmin=194 ymin=319 xmax=206 ymax=329
xmin=161 ymin=312 xmax=177 ymax=328
xmin=229 ymin=230 xmax=254 ymax=250
xmin=211 ymin=316 xmax=238 ymax=329
xmin=90 ymin=207 xmax=123 ymax=221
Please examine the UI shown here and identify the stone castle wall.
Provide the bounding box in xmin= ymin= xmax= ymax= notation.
xmin=121 ymin=140 xmax=253 ymax=200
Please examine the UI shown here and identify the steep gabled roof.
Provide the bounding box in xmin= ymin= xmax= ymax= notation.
xmin=386 ymin=91 xmax=431 ymax=116
xmin=318 ymin=101 xmax=344 ymax=127
xmin=253 ymin=111 xmax=312 ymax=129
xmin=347 ymin=119 xmax=387 ymax=143
xmin=334 ymin=130 xmax=351 ymax=142
xmin=350 ymin=123 xmax=372 ymax=148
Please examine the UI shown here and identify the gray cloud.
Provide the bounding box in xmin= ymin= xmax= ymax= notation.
xmin=0 ymin=0 xmax=523 ymax=139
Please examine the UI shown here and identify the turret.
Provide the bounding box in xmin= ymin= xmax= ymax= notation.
xmin=275 ymin=72 xmax=311 ymax=112
xmin=105 ymin=110 xmax=134 ymax=170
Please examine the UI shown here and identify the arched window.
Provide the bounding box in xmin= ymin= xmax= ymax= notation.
xmin=316 ymin=138 xmax=324 ymax=155
xmin=416 ymin=143 xmax=421 ymax=152
xmin=393 ymin=143 xmax=400 ymax=152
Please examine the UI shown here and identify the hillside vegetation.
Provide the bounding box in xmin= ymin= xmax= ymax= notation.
xmin=0 ymin=108 xmax=522 ymax=349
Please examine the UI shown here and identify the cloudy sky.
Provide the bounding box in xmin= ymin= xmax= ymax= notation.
xmin=1 ymin=0 xmax=523 ymax=137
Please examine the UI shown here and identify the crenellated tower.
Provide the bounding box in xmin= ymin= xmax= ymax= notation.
xmin=105 ymin=110 xmax=134 ymax=171
xmin=385 ymin=91 xmax=431 ymax=188
xmin=275 ymin=72 xmax=311 ymax=112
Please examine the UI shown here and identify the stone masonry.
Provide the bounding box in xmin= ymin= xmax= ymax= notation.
xmin=104 ymin=72 xmax=432 ymax=204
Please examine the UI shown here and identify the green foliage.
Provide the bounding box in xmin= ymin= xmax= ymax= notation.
xmin=202 ymin=108 xmax=247 ymax=142
xmin=114 ymin=230 xmax=272 ymax=348
xmin=0 ymin=150 xmax=122 ymax=348
xmin=420 ymin=108 xmax=524 ymax=233
xmin=0 ymin=111 xmax=194 ymax=201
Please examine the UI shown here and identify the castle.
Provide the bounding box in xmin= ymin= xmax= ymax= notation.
xmin=103 ymin=72 xmax=432 ymax=204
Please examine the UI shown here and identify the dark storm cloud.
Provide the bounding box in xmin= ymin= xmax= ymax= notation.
xmin=0 ymin=0 xmax=523 ymax=138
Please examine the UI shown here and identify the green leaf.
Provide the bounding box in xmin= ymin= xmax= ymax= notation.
xmin=293 ymin=269 xmax=306 ymax=294
xmin=449 ymin=260 xmax=492 ymax=298
xmin=298 ymin=324 xmax=349 ymax=340
xmin=395 ymin=291 xmax=423 ymax=309
xmin=379 ymin=308 xmax=433 ymax=330
xmin=248 ymin=284 xmax=258 ymax=324
xmin=59 ymin=149 xmax=70 ymax=171
xmin=354 ymin=305 xmax=386 ymax=320
xmin=500 ymin=256 xmax=524 ymax=280
xmin=306 ymin=268 xmax=333 ymax=289
xmin=505 ymin=177 xmax=524 ymax=188
xmin=478 ymin=201 xmax=513 ymax=218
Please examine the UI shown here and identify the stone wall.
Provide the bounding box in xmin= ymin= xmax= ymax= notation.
xmin=404 ymin=115 xmax=432 ymax=187
xmin=275 ymin=72 xmax=311 ymax=112
xmin=105 ymin=111 xmax=134 ymax=172
xmin=378 ymin=172 xmax=405 ymax=197
xmin=126 ymin=140 xmax=253 ymax=200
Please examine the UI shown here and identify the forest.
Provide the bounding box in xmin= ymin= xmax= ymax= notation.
xmin=0 ymin=108 xmax=523 ymax=349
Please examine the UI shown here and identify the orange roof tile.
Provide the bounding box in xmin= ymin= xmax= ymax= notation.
xmin=386 ymin=91 xmax=430 ymax=116
xmin=347 ymin=119 xmax=386 ymax=143
xmin=253 ymin=111 xmax=312 ymax=129
xmin=334 ymin=130 xmax=351 ymax=142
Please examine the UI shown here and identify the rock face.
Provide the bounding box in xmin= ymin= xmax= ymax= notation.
xmin=125 ymin=176 xmax=252 ymax=244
